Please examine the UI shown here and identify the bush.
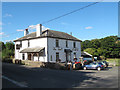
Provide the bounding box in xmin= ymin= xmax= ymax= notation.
xmin=99 ymin=56 xmax=106 ymax=60
xmin=2 ymin=58 xmax=13 ymax=63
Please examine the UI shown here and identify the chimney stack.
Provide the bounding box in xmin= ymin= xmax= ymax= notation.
xmin=36 ymin=24 xmax=42 ymax=37
xmin=24 ymin=28 xmax=29 ymax=36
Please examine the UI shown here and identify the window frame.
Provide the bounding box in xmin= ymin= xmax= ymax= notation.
xmin=22 ymin=53 xmax=25 ymax=60
xmin=73 ymin=42 xmax=76 ymax=48
xmin=28 ymin=40 xmax=30 ymax=47
xmin=56 ymin=52 xmax=59 ymax=62
xmin=66 ymin=40 xmax=68 ymax=48
xmin=56 ymin=39 xmax=59 ymax=47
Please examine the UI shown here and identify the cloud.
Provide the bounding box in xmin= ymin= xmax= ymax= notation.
xmin=0 ymin=22 xmax=2 ymax=25
xmin=61 ymin=22 xmax=68 ymax=25
xmin=5 ymin=40 xmax=13 ymax=42
xmin=28 ymin=25 xmax=36 ymax=29
xmin=0 ymin=21 xmax=4 ymax=26
xmin=16 ymin=29 xmax=24 ymax=32
xmin=28 ymin=24 xmax=50 ymax=30
xmin=0 ymin=32 xmax=4 ymax=35
xmin=3 ymin=13 xmax=12 ymax=17
xmin=85 ymin=26 xmax=93 ymax=29
xmin=42 ymin=26 xmax=50 ymax=30
xmin=0 ymin=27 xmax=2 ymax=30
xmin=8 ymin=22 xmax=11 ymax=25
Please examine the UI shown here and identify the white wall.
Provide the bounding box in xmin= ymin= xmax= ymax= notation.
xmin=15 ymin=37 xmax=81 ymax=63
xmin=48 ymin=38 xmax=81 ymax=62
xmin=30 ymin=38 xmax=47 ymax=62
xmin=15 ymin=38 xmax=48 ymax=62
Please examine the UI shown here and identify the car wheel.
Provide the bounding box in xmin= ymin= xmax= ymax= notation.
xmin=84 ymin=67 xmax=87 ymax=70
xmin=97 ymin=67 xmax=101 ymax=71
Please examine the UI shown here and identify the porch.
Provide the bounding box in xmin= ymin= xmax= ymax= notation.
xmin=20 ymin=47 xmax=45 ymax=61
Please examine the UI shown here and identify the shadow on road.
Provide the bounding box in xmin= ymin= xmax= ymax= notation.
xmin=2 ymin=63 xmax=116 ymax=88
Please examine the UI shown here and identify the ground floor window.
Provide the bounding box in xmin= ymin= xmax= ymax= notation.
xmin=51 ymin=55 xmax=52 ymax=61
xmin=22 ymin=53 xmax=25 ymax=60
xmin=74 ymin=52 xmax=76 ymax=58
xmin=56 ymin=52 xmax=59 ymax=62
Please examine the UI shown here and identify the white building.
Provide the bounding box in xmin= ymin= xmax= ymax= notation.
xmin=14 ymin=24 xmax=82 ymax=63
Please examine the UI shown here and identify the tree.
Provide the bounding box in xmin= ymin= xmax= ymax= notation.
xmin=1 ymin=41 xmax=15 ymax=60
xmin=81 ymin=36 xmax=120 ymax=58
xmin=90 ymin=39 xmax=101 ymax=49
xmin=84 ymin=48 xmax=97 ymax=56
xmin=0 ymin=41 xmax=6 ymax=51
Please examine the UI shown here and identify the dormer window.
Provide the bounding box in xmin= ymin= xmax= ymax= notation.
xmin=56 ymin=39 xmax=59 ymax=47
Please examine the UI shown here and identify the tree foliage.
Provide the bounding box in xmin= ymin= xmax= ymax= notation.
xmin=0 ymin=41 xmax=14 ymax=60
xmin=81 ymin=36 xmax=120 ymax=58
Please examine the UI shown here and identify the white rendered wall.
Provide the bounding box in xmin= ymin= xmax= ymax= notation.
xmin=48 ymin=38 xmax=81 ymax=63
xmin=30 ymin=38 xmax=47 ymax=62
xmin=15 ymin=38 xmax=47 ymax=62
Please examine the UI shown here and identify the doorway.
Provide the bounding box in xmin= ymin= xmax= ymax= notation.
xmin=28 ymin=53 xmax=31 ymax=60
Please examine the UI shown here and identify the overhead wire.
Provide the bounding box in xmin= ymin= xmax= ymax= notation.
xmin=2 ymin=1 xmax=103 ymax=39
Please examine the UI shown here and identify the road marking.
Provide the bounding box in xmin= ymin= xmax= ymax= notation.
xmin=2 ymin=75 xmax=28 ymax=88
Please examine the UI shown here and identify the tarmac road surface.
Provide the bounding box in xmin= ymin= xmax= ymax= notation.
xmin=2 ymin=63 xmax=118 ymax=88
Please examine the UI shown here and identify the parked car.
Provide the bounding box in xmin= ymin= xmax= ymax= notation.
xmin=72 ymin=59 xmax=82 ymax=69
xmin=83 ymin=62 xmax=105 ymax=71
xmin=99 ymin=61 xmax=109 ymax=68
xmin=83 ymin=60 xmax=93 ymax=65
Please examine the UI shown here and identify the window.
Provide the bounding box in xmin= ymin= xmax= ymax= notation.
xmin=20 ymin=41 xmax=22 ymax=47
xmin=51 ymin=55 xmax=52 ymax=61
xmin=56 ymin=39 xmax=59 ymax=47
xmin=28 ymin=40 xmax=30 ymax=47
xmin=66 ymin=40 xmax=68 ymax=47
xmin=74 ymin=52 xmax=76 ymax=58
xmin=22 ymin=54 xmax=25 ymax=60
xmin=16 ymin=44 xmax=20 ymax=49
xmin=33 ymin=53 xmax=37 ymax=56
xmin=56 ymin=52 xmax=59 ymax=62
xmin=73 ymin=42 xmax=76 ymax=48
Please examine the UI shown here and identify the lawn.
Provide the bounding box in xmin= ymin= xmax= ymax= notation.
xmin=106 ymin=58 xmax=120 ymax=66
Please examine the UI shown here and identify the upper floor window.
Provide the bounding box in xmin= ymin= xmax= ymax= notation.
xmin=20 ymin=41 xmax=22 ymax=47
xmin=56 ymin=39 xmax=59 ymax=47
xmin=16 ymin=44 xmax=20 ymax=49
xmin=66 ymin=40 xmax=68 ymax=47
xmin=73 ymin=42 xmax=76 ymax=48
xmin=28 ymin=40 xmax=30 ymax=47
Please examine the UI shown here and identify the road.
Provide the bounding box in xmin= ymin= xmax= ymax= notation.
xmin=2 ymin=63 xmax=118 ymax=88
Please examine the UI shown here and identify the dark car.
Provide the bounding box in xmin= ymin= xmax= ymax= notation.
xmin=99 ymin=61 xmax=109 ymax=68
xmin=83 ymin=62 xmax=105 ymax=71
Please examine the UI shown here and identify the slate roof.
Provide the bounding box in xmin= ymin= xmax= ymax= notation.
xmin=14 ymin=30 xmax=82 ymax=42
xmin=20 ymin=47 xmax=45 ymax=53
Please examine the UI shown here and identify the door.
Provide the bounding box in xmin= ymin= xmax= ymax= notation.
xmin=28 ymin=53 xmax=31 ymax=60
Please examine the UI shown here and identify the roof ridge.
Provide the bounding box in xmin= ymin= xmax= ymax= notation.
xmin=14 ymin=29 xmax=82 ymax=42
